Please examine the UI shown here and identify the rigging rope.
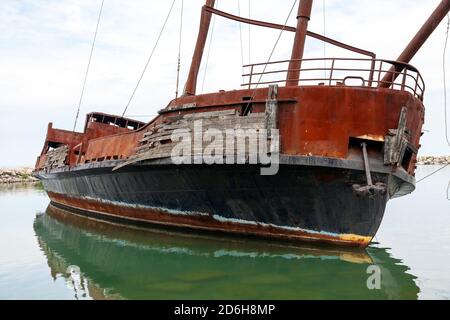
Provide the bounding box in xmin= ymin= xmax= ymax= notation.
xmin=443 ymin=14 xmax=450 ymax=147
xmin=238 ymin=0 xmax=245 ymax=81
xmin=416 ymin=163 xmax=449 ymax=183
xmin=243 ymin=0 xmax=298 ymax=115
xmin=248 ymin=0 xmax=251 ymax=65
xmin=121 ymin=0 xmax=176 ymax=117
xmin=175 ymin=0 xmax=184 ymax=99
xmin=323 ymin=0 xmax=327 ymax=78
xmin=73 ymin=0 xmax=105 ymax=132
xmin=200 ymin=0 xmax=219 ymax=94
xmin=412 ymin=16 xmax=450 ymax=185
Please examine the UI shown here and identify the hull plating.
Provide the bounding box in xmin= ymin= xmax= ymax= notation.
xmin=39 ymin=163 xmax=391 ymax=247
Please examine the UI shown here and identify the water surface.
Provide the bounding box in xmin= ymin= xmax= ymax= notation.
xmin=0 ymin=166 xmax=448 ymax=300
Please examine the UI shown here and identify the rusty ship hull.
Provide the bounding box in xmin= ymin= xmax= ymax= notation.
xmin=34 ymin=0 xmax=450 ymax=247
xmin=39 ymin=162 xmax=394 ymax=247
xmin=40 ymin=165 xmax=389 ymax=246
xmin=35 ymin=85 xmax=420 ymax=248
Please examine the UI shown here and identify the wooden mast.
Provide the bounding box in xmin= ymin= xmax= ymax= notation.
xmin=286 ymin=0 xmax=313 ymax=87
xmin=184 ymin=0 xmax=216 ymax=96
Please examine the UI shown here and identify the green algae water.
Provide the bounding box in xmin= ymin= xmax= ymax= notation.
xmin=0 ymin=166 xmax=449 ymax=300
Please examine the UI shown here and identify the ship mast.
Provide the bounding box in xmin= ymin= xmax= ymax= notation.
xmin=184 ymin=0 xmax=316 ymax=95
xmin=286 ymin=0 xmax=313 ymax=87
xmin=184 ymin=0 xmax=216 ymax=96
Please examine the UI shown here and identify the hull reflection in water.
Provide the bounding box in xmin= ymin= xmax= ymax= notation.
xmin=33 ymin=204 xmax=419 ymax=300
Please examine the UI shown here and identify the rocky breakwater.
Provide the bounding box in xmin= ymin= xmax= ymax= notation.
xmin=0 ymin=168 xmax=39 ymax=184
xmin=417 ymin=156 xmax=450 ymax=165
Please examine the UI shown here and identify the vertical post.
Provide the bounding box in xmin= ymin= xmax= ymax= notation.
xmin=367 ymin=59 xmax=376 ymax=87
xmin=414 ymin=73 xmax=419 ymax=97
xmin=361 ymin=142 xmax=373 ymax=187
xmin=184 ymin=0 xmax=216 ymax=96
xmin=248 ymin=65 xmax=254 ymax=89
xmin=377 ymin=60 xmax=383 ymax=84
xmin=401 ymin=68 xmax=407 ymax=91
xmin=286 ymin=0 xmax=313 ymax=87
xmin=329 ymin=58 xmax=335 ymax=86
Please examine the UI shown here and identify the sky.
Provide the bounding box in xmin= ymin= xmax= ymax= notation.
xmin=1 ymin=0 xmax=449 ymax=168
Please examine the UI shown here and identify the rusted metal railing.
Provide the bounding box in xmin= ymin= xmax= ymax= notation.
xmin=242 ymin=58 xmax=425 ymax=101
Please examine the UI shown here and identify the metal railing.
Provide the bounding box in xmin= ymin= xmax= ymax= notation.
xmin=242 ymin=58 xmax=425 ymax=100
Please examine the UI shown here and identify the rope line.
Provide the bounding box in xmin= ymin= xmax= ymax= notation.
xmin=416 ymin=16 xmax=450 ymax=186
xmin=73 ymin=0 xmax=105 ymax=132
xmin=238 ymin=0 xmax=245 ymax=81
xmin=416 ymin=164 xmax=449 ymax=183
xmin=323 ymin=0 xmax=327 ymax=78
xmin=243 ymin=0 xmax=298 ymax=115
xmin=248 ymin=0 xmax=251 ymax=65
xmin=443 ymin=14 xmax=450 ymax=147
xmin=122 ymin=0 xmax=176 ymax=117
xmin=201 ymin=0 xmax=219 ymax=94
xmin=175 ymin=0 xmax=184 ymax=99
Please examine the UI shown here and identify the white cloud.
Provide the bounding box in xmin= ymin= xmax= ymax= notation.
xmin=0 ymin=0 xmax=449 ymax=167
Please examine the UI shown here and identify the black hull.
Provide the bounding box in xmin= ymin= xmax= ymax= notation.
xmin=35 ymin=157 xmax=413 ymax=247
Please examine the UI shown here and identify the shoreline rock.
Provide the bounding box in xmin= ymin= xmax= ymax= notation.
xmin=416 ymin=156 xmax=450 ymax=166
xmin=0 ymin=168 xmax=39 ymax=184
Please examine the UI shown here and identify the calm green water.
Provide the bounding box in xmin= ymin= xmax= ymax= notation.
xmin=0 ymin=166 xmax=449 ymax=300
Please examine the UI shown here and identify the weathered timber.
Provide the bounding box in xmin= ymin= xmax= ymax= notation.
xmin=44 ymin=146 xmax=69 ymax=170
xmin=265 ymin=85 xmax=279 ymax=135
xmin=384 ymin=107 xmax=410 ymax=166
xmin=183 ymin=109 xmax=237 ymax=118
xmin=136 ymin=109 xmax=270 ymax=159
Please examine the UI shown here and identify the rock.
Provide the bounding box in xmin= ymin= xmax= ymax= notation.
xmin=416 ymin=155 xmax=450 ymax=165
xmin=0 ymin=167 xmax=39 ymax=184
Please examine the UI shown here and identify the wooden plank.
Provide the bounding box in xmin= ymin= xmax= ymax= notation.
xmin=265 ymin=85 xmax=279 ymax=133
xmin=183 ymin=109 xmax=236 ymax=119
xmin=140 ymin=134 xmax=174 ymax=144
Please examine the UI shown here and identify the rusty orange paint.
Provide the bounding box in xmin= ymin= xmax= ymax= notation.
xmin=47 ymin=192 xmax=372 ymax=247
xmin=36 ymin=85 xmax=424 ymax=177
